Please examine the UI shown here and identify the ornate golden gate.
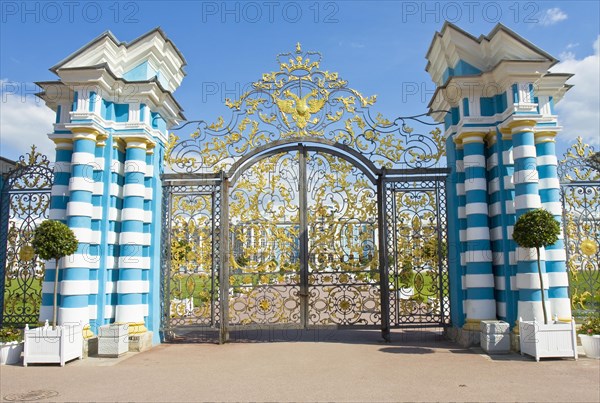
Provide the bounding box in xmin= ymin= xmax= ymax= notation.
xmin=226 ymin=147 xmax=380 ymax=328
xmin=161 ymin=44 xmax=449 ymax=342
xmin=559 ymin=138 xmax=600 ymax=317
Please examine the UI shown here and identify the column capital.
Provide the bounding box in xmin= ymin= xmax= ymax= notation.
xmin=119 ymin=136 xmax=156 ymax=151
xmin=453 ymin=135 xmax=463 ymax=149
xmin=96 ymin=133 xmax=109 ymax=147
xmin=534 ymin=131 xmax=557 ymax=144
xmin=123 ymin=137 xmax=148 ymax=150
xmin=485 ymin=130 xmax=497 ymax=147
xmin=499 ymin=127 xmax=513 ymax=140
xmin=49 ymin=135 xmax=73 ymax=150
xmin=507 ymin=120 xmax=538 ymax=135
xmin=457 ymin=131 xmax=486 ymax=145
xmin=71 ymin=127 xmax=101 ymax=142
xmin=113 ymin=138 xmax=126 ymax=151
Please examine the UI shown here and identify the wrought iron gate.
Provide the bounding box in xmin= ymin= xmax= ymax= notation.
xmin=559 ymin=138 xmax=600 ymax=316
xmin=384 ymin=175 xmax=449 ymax=326
xmin=160 ymin=44 xmax=450 ymax=342
xmin=0 ymin=147 xmax=54 ymax=328
xmin=160 ymin=176 xmax=223 ymax=340
xmin=227 ymin=146 xmax=381 ymax=328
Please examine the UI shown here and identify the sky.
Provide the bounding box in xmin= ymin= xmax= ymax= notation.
xmin=1 ymin=0 xmax=599 ymax=162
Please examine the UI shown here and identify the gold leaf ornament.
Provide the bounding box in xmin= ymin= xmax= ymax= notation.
xmin=580 ymin=239 xmax=598 ymax=256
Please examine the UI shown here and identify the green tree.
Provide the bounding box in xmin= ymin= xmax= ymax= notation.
xmin=32 ymin=220 xmax=78 ymax=328
xmin=512 ymin=209 xmax=561 ymax=324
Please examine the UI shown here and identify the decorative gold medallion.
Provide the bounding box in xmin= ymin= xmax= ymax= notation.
xmin=19 ymin=245 xmax=35 ymax=261
xmin=580 ymin=239 xmax=598 ymax=256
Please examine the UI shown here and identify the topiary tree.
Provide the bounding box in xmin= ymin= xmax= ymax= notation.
xmin=512 ymin=209 xmax=561 ymax=324
xmin=32 ymin=220 xmax=78 ymax=328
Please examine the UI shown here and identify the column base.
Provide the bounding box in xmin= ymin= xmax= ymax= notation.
xmin=113 ymin=321 xmax=147 ymax=335
xmin=510 ymin=331 xmax=520 ymax=352
xmin=456 ymin=327 xmax=480 ymax=347
xmin=463 ymin=319 xmax=482 ymax=331
xmin=454 ymin=319 xmax=501 ymax=347
xmin=82 ymin=324 xmax=95 ymax=339
xmin=445 ymin=326 xmax=482 ymax=348
xmin=129 ymin=331 xmax=153 ymax=353
xmin=127 ymin=322 xmax=148 ymax=335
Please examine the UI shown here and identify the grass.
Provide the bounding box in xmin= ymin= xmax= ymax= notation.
xmin=2 ymin=278 xmax=43 ymax=327
xmin=390 ymin=270 xmax=444 ymax=303
xmin=568 ymin=270 xmax=600 ymax=321
xmin=1 ymin=263 xmax=596 ymax=323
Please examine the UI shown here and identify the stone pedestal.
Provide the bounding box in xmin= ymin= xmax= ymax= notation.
xmin=129 ymin=331 xmax=153 ymax=353
xmin=98 ymin=324 xmax=129 ymax=357
xmin=480 ymin=320 xmax=510 ymax=354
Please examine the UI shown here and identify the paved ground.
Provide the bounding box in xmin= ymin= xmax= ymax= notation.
xmin=1 ymin=329 xmax=599 ymax=402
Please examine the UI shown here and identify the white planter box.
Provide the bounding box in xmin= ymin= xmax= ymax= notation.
xmin=23 ymin=323 xmax=83 ymax=367
xmin=519 ymin=317 xmax=578 ymax=362
xmin=0 ymin=341 xmax=24 ymax=365
xmin=579 ymin=334 xmax=600 ymax=359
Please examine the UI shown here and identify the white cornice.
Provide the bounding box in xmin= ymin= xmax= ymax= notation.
xmin=443 ymin=114 xmax=561 ymax=141
xmin=52 ymin=29 xmax=185 ymax=94
xmin=63 ymin=112 xmax=167 ymax=144
xmin=429 ymin=62 xmax=572 ymax=125
xmin=36 ymin=67 xmax=184 ymax=127
xmin=426 ymin=23 xmax=557 ymax=87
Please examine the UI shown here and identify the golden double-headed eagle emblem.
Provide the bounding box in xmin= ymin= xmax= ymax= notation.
xmin=275 ymin=88 xmax=327 ymax=129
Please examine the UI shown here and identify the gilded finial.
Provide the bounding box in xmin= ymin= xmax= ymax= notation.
xmin=296 ymin=42 xmax=302 ymax=53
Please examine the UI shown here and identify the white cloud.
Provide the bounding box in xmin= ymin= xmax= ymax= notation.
xmin=539 ymin=8 xmax=568 ymax=26
xmin=559 ymin=51 xmax=575 ymax=61
xmin=552 ymin=36 xmax=600 ymax=147
xmin=0 ymin=80 xmax=55 ymax=162
xmin=338 ymin=41 xmax=366 ymax=49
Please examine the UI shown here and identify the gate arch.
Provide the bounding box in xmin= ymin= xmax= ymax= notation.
xmin=161 ymin=44 xmax=449 ymax=342
xmin=227 ymin=139 xmax=380 ymax=185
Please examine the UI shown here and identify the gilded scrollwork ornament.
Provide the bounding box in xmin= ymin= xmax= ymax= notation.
xmin=165 ymin=44 xmax=445 ymax=174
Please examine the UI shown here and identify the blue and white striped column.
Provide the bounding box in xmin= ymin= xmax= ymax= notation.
xmin=40 ymin=138 xmax=72 ymax=322
xmin=60 ymin=130 xmax=99 ymax=326
xmin=115 ymin=138 xmax=149 ymax=332
xmin=535 ymin=131 xmax=570 ymax=320
xmin=446 ymin=137 xmax=465 ymax=327
xmin=95 ymin=134 xmax=113 ymax=328
xmin=87 ymin=135 xmax=108 ymax=332
xmin=105 ymin=143 xmax=125 ymax=323
xmin=454 ymin=141 xmax=468 ymax=325
xmin=499 ymin=131 xmax=519 ymax=327
xmin=147 ymin=143 xmax=164 ymax=343
xmin=142 ymin=149 xmax=154 ymax=327
xmin=461 ymin=132 xmax=496 ymax=329
xmin=486 ymin=133 xmax=507 ymax=320
xmin=511 ymin=122 xmax=550 ymax=322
